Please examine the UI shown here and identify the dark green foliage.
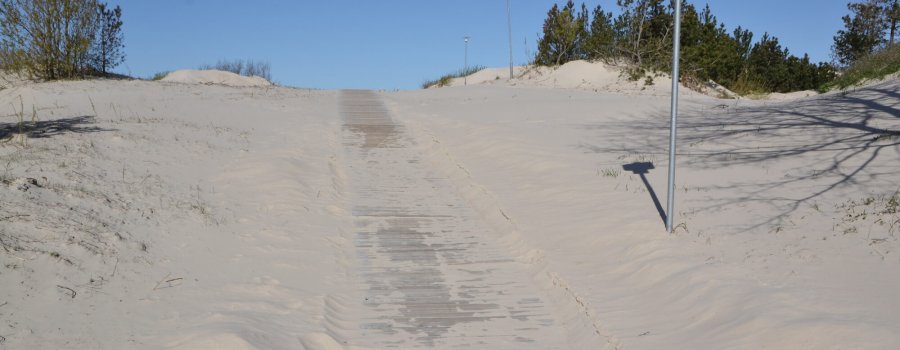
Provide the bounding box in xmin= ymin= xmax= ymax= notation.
xmin=746 ymin=34 xmax=791 ymax=91
xmin=744 ymin=36 xmax=836 ymax=93
xmin=90 ymin=3 xmax=124 ymax=74
xmin=619 ymin=0 xmax=673 ymax=68
xmin=679 ymin=5 xmax=746 ymax=88
xmin=833 ymin=0 xmax=889 ymax=66
xmin=534 ymin=0 xmax=834 ymax=94
xmin=583 ymin=5 xmax=615 ymax=62
xmin=535 ymin=1 xmax=589 ymax=66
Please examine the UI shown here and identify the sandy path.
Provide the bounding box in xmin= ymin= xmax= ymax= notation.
xmin=331 ymin=90 xmax=570 ymax=349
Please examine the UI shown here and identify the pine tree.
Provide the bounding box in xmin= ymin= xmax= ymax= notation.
xmin=747 ymin=33 xmax=789 ymax=91
xmin=833 ymin=0 xmax=888 ymax=66
xmin=534 ymin=0 xmax=833 ymax=93
xmin=535 ymin=1 xmax=589 ymax=66
xmin=583 ymin=4 xmax=615 ymax=62
xmin=90 ymin=3 xmax=124 ymax=74
xmin=612 ymin=0 xmax=672 ymax=67
xmin=679 ymin=4 xmax=746 ymax=87
xmin=535 ymin=4 xmax=562 ymax=66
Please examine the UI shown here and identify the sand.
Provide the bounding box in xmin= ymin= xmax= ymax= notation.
xmin=161 ymin=69 xmax=273 ymax=87
xmin=388 ymin=80 xmax=900 ymax=349
xmin=760 ymin=89 xmax=819 ymax=100
xmin=444 ymin=60 xmax=731 ymax=99
xmin=446 ymin=60 xmax=829 ymax=101
xmin=0 ymin=65 xmax=898 ymax=349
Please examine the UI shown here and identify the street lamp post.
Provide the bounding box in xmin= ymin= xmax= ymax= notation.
xmin=665 ymin=0 xmax=682 ymax=234
xmin=507 ymin=0 xmax=514 ymax=80
xmin=464 ymin=35 xmax=470 ymax=86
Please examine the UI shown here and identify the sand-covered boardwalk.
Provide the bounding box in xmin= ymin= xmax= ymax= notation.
xmin=332 ymin=90 xmax=568 ymax=348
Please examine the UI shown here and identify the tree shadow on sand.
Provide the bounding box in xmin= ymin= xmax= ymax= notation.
xmin=0 ymin=115 xmax=112 ymax=140
xmin=579 ymin=80 xmax=900 ymax=233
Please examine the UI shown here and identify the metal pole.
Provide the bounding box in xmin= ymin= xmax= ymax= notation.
xmin=464 ymin=36 xmax=470 ymax=86
xmin=507 ymin=0 xmax=514 ymax=79
xmin=666 ymin=0 xmax=682 ymax=233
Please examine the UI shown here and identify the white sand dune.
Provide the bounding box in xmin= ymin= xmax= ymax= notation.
xmin=446 ymin=60 xmax=831 ymax=101
xmin=0 ymin=74 xmax=898 ymax=349
xmin=388 ymin=80 xmax=900 ymax=349
xmin=445 ymin=60 xmax=675 ymax=96
xmin=444 ymin=60 xmax=731 ymax=99
xmin=161 ymin=69 xmax=273 ymax=87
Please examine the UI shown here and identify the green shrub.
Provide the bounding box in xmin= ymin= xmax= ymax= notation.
xmin=151 ymin=71 xmax=170 ymax=81
xmin=823 ymin=44 xmax=900 ymax=91
xmin=729 ymin=71 xmax=768 ymax=95
xmin=421 ymin=65 xmax=485 ymax=89
xmin=0 ymin=0 xmax=126 ymax=79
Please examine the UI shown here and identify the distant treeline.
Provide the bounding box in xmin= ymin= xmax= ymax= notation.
xmin=535 ymin=0 xmax=838 ymax=94
xmin=199 ymin=59 xmax=273 ymax=82
xmin=535 ymin=0 xmax=898 ymax=94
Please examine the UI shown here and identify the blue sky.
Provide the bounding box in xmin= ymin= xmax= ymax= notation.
xmin=108 ymin=0 xmax=849 ymax=90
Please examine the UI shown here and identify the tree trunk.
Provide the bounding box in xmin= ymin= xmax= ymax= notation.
xmin=556 ymin=40 xmax=571 ymax=66
xmin=634 ymin=4 xmax=646 ymax=65
xmin=891 ymin=2 xmax=899 ymax=46
xmin=892 ymin=18 xmax=897 ymax=45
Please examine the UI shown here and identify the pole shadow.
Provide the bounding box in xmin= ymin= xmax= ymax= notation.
xmin=623 ymin=162 xmax=667 ymax=225
xmin=578 ymin=80 xmax=900 ymax=233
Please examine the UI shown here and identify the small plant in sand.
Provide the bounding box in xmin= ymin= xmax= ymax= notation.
xmin=2 ymin=95 xmax=35 ymax=147
xmin=151 ymin=71 xmax=171 ymax=81
xmin=836 ymin=194 xmax=900 ymax=235
xmin=672 ymin=222 xmax=689 ymax=235
xmin=421 ymin=65 xmax=486 ymax=89
xmin=599 ymin=167 xmax=621 ymax=178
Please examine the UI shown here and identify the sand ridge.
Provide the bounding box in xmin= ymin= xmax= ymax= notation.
xmin=161 ymin=69 xmax=273 ymax=87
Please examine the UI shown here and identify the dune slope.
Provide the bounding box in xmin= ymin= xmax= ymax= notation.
xmin=0 ymin=76 xmax=897 ymax=349
xmin=387 ymin=80 xmax=900 ymax=349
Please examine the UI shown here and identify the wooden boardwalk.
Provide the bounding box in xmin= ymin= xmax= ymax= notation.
xmin=334 ymin=90 xmax=569 ymax=348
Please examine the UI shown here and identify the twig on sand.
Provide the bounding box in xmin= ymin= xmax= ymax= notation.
xmin=88 ymin=96 xmax=98 ymax=117
xmin=153 ymin=273 xmax=184 ymax=290
xmin=0 ymin=214 xmax=30 ymax=222
xmin=56 ymin=285 xmax=76 ymax=299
